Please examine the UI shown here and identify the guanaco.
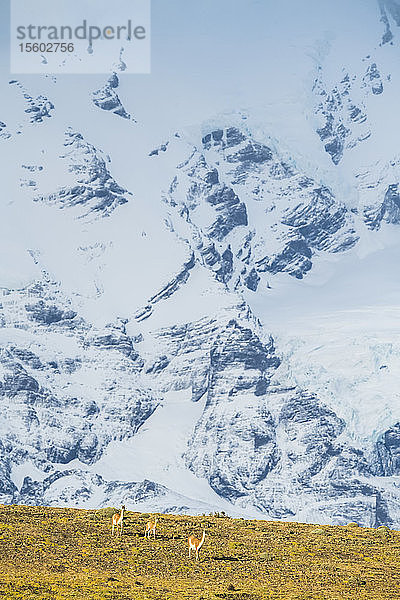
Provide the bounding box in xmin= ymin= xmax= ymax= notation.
xmin=188 ymin=530 xmax=206 ymax=560
xmin=145 ymin=517 xmax=158 ymax=539
xmin=111 ymin=505 xmax=125 ymax=536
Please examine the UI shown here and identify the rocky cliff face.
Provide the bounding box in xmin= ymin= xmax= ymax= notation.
xmin=34 ymin=129 xmax=131 ymax=218
xmin=92 ymin=73 xmax=133 ymax=121
xmin=378 ymin=0 xmax=400 ymax=44
xmin=162 ymin=127 xmax=358 ymax=286
xmin=0 ymin=280 xmax=158 ymax=506
xmin=373 ymin=423 xmax=400 ymax=476
xmin=2 ymin=269 xmax=393 ymax=525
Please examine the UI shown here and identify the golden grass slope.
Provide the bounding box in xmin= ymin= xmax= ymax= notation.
xmin=0 ymin=505 xmax=399 ymax=599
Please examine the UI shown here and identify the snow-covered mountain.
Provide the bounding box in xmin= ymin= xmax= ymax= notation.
xmin=1 ymin=0 xmax=400 ymax=527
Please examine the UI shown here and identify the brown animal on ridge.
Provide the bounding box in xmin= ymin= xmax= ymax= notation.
xmin=145 ymin=517 xmax=158 ymax=539
xmin=111 ymin=505 xmax=125 ymax=536
xmin=188 ymin=530 xmax=206 ymax=560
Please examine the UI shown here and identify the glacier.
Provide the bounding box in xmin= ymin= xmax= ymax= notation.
xmin=1 ymin=0 xmax=400 ymax=527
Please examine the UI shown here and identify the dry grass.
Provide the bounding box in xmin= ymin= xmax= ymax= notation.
xmin=0 ymin=505 xmax=399 ymax=599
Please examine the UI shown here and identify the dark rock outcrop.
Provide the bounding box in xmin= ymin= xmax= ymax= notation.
xmin=35 ymin=130 xmax=131 ymax=218
xmin=92 ymin=73 xmax=133 ymax=120
xmin=373 ymin=423 xmax=400 ymax=475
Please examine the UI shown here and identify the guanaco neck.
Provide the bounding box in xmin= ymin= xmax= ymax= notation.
xmin=198 ymin=530 xmax=205 ymax=549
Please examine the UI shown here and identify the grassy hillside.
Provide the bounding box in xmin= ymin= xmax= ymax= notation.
xmin=0 ymin=505 xmax=399 ymax=599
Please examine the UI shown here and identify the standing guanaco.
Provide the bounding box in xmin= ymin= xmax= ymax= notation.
xmin=111 ymin=505 xmax=125 ymax=536
xmin=188 ymin=530 xmax=206 ymax=560
xmin=145 ymin=517 xmax=158 ymax=539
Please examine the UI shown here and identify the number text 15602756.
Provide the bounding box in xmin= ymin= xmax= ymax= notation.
xmin=19 ymin=42 xmax=74 ymax=52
